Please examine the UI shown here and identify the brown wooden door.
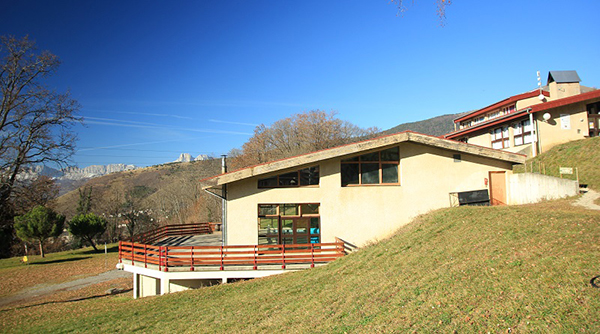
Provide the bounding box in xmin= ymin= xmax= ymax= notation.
xmin=489 ymin=171 xmax=507 ymax=206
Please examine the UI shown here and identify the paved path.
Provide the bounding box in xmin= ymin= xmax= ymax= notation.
xmin=574 ymin=189 xmax=600 ymax=211
xmin=0 ymin=269 xmax=130 ymax=308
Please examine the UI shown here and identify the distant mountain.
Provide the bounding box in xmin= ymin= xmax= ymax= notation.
xmin=18 ymin=164 xmax=139 ymax=195
xmin=173 ymin=153 xmax=213 ymax=163
xmin=384 ymin=112 xmax=470 ymax=137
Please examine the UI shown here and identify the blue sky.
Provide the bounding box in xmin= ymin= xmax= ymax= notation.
xmin=1 ymin=0 xmax=599 ymax=168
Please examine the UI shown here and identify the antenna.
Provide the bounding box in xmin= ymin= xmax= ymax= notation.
xmin=537 ymin=71 xmax=545 ymax=101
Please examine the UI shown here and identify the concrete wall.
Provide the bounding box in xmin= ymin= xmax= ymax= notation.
xmin=507 ymin=173 xmax=578 ymax=205
xmin=140 ymin=275 xmax=160 ymax=298
xmin=226 ymin=142 xmax=513 ymax=247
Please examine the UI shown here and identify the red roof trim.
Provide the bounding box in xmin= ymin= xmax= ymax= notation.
xmin=445 ymin=110 xmax=530 ymax=139
xmin=530 ymin=89 xmax=600 ymax=113
xmin=454 ymin=90 xmax=549 ymax=123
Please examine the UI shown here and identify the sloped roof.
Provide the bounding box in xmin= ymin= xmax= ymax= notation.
xmin=454 ymin=90 xmax=549 ymax=123
xmin=548 ymin=70 xmax=581 ymax=84
xmin=201 ymin=131 xmax=525 ymax=188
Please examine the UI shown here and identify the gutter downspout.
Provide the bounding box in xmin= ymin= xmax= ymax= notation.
xmin=221 ymin=155 xmax=227 ymax=247
xmin=527 ymin=108 xmax=538 ymax=157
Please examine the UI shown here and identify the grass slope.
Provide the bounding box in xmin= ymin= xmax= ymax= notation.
xmin=2 ymin=200 xmax=599 ymax=333
xmin=0 ymin=245 xmax=119 ymax=298
xmin=515 ymin=137 xmax=600 ymax=190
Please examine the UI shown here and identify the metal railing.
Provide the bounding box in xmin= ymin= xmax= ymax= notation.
xmin=119 ymin=240 xmax=345 ymax=271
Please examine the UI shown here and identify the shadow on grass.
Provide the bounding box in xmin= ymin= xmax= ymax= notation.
xmin=31 ymin=257 xmax=92 ymax=265
xmin=77 ymin=245 xmax=120 ymax=255
xmin=0 ymin=288 xmax=132 ymax=313
xmin=591 ymin=276 xmax=600 ymax=288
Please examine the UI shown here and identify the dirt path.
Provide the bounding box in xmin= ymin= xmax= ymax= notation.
xmin=574 ymin=189 xmax=600 ymax=211
xmin=0 ymin=269 xmax=129 ymax=308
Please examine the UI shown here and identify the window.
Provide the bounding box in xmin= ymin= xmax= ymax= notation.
xmin=473 ymin=116 xmax=485 ymax=125
xmin=341 ymin=146 xmax=399 ymax=186
xmin=258 ymin=166 xmax=319 ymax=188
xmin=514 ymin=119 xmax=532 ymax=146
xmin=453 ymin=154 xmax=462 ymax=162
xmin=491 ymin=126 xmax=509 ymax=149
xmin=258 ymin=204 xmax=320 ymax=245
xmin=460 ymin=121 xmax=472 ymax=129
xmin=502 ymin=105 xmax=516 ymax=114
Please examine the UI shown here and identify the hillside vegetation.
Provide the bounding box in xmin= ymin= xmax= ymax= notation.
xmin=3 ymin=199 xmax=598 ymax=333
xmin=515 ymin=137 xmax=600 ymax=190
xmin=55 ymin=159 xmax=221 ymax=225
xmin=384 ymin=112 xmax=467 ymax=137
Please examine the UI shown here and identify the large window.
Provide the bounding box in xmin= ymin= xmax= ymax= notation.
xmin=491 ymin=126 xmax=509 ymax=149
xmin=341 ymin=146 xmax=400 ymax=186
xmin=258 ymin=166 xmax=319 ymax=188
xmin=258 ymin=203 xmax=320 ymax=245
xmin=514 ymin=119 xmax=532 ymax=146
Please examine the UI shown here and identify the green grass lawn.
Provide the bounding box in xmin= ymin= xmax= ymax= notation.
xmin=514 ymin=137 xmax=600 ymax=190
xmin=2 ymin=199 xmax=599 ymax=333
xmin=0 ymin=244 xmax=119 ymax=298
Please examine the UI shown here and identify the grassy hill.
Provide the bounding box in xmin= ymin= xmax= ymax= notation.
xmin=515 ymin=137 xmax=600 ymax=190
xmin=2 ymin=199 xmax=598 ymax=333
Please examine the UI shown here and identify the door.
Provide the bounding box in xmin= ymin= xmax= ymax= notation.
xmin=489 ymin=171 xmax=507 ymax=206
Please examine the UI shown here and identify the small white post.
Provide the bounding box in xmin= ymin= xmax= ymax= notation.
xmin=133 ymin=273 xmax=139 ymax=299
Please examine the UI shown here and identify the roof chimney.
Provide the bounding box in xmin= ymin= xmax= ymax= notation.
xmin=547 ymin=70 xmax=581 ymax=99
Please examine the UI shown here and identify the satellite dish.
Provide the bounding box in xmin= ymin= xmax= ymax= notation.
xmin=543 ymin=113 xmax=551 ymax=121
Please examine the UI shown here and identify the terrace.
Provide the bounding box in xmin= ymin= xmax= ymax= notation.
xmin=117 ymin=223 xmax=349 ymax=298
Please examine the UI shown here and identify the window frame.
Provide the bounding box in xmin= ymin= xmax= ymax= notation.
xmin=491 ymin=126 xmax=510 ymax=149
xmin=340 ymin=146 xmax=400 ymax=187
xmin=258 ymin=203 xmax=321 ymax=245
xmin=257 ymin=165 xmax=320 ymax=189
xmin=513 ymin=119 xmax=532 ymax=146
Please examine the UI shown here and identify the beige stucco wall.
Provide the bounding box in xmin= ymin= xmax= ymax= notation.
xmin=225 ymin=142 xmax=513 ymax=247
xmin=549 ymin=82 xmax=581 ymax=100
xmin=536 ymin=103 xmax=589 ymax=152
xmin=516 ymin=95 xmax=545 ymax=110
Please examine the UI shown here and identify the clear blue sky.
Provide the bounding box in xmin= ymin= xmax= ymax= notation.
xmin=2 ymin=0 xmax=599 ymax=168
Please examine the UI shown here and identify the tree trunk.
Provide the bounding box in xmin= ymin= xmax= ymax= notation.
xmin=87 ymin=237 xmax=99 ymax=252
xmin=38 ymin=239 xmax=45 ymax=258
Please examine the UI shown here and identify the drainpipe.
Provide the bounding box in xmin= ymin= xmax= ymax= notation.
xmin=528 ymin=109 xmax=538 ymax=157
xmin=221 ymin=155 xmax=227 ymax=247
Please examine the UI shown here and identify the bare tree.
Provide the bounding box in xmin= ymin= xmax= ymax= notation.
xmin=0 ymin=35 xmax=81 ymax=258
xmin=230 ymin=110 xmax=379 ymax=170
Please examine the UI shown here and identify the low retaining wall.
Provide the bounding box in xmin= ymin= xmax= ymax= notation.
xmin=508 ymin=173 xmax=578 ymax=205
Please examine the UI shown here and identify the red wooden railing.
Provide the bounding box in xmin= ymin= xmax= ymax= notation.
xmin=132 ymin=222 xmax=215 ymax=244
xmin=119 ymin=241 xmax=345 ymax=271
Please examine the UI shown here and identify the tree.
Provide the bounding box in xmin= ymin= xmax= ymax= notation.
xmin=230 ymin=110 xmax=379 ymax=170
xmin=13 ymin=205 xmax=64 ymax=257
xmin=0 ymin=35 xmax=81 ymax=257
xmin=76 ymin=186 xmax=93 ymax=215
xmin=68 ymin=213 xmax=107 ymax=252
xmin=11 ymin=175 xmax=59 ymax=215
xmin=121 ymin=186 xmax=156 ymax=238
